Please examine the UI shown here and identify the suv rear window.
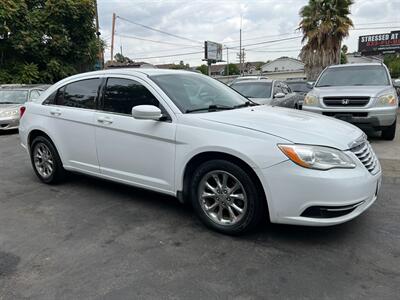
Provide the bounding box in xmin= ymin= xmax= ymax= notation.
xmin=316 ymin=65 xmax=390 ymax=87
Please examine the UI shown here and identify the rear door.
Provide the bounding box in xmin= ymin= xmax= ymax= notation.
xmin=94 ymin=76 xmax=176 ymax=194
xmin=43 ymin=78 xmax=102 ymax=174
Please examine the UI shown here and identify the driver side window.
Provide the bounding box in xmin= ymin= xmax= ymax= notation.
xmin=102 ymin=78 xmax=162 ymax=115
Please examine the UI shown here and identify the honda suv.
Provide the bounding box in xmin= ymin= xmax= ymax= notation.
xmin=303 ymin=63 xmax=398 ymax=140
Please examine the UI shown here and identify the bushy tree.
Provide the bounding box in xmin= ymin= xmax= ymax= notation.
xmin=384 ymin=55 xmax=400 ymax=78
xmin=224 ymin=63 xmax=240 ymax=75
xmin=197 ymin=64 xmax=208 ymax=75
xmin=0 ymin=0 xmax=102 ymax=84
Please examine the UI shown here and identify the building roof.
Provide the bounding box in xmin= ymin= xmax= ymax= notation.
xmin=261 ymin=57 xmax=304 ymax=69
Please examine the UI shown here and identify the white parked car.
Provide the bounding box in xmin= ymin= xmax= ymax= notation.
xmin=19 ymin=69 xmax=382 ymax=235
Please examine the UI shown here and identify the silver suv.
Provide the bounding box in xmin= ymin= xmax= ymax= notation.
xmin=303 ymin=63 xmax=398 ymax=140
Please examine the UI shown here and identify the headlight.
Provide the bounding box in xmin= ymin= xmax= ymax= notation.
xmin=377 ymin=93 xmax=397 ymax=106
xmin=278 ymin=144 xmax=356 ymax=170
xmin=0 ymin=109 xmax=19 ymax=117
xmin=304 ymin=95 xmax=318 ymax=106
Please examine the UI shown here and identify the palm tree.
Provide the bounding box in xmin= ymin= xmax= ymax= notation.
xmin=299 ymin=0 xmax=354 ymax=80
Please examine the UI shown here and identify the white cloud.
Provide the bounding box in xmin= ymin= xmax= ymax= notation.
xmin=98 ymin=0 xmax=400 ymax=66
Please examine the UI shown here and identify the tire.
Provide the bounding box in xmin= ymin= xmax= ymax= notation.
xmin=189 ymin=159 xmax=266 ymax=235
xmin=30 ymin=136 xmax=66 ymax=184
xmin=381 ymin=119 xmax=396 ymax=141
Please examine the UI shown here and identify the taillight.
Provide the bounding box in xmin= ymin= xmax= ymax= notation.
xmin=19 ymin=106 xmax=26 ymax=118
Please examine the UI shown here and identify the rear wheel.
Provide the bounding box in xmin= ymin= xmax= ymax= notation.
xmin=30 ymin=136 xmax=66 ymax=184
xmin=190 ymin=159 xmax=266 ymax=235
xmin=381 ymin=119 xmax=396 ymax=141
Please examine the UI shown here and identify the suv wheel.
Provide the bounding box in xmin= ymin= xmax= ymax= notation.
xmin=190 ymin=160 xmax=266 ymax=235
xmin=30 ymin=136 xmax=66 ymax=184
xmin=381 ymin=119 xmax=396 ymax=141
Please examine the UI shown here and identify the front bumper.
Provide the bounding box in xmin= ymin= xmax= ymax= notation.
xmin=261 ymin=157 xmax=382 ymax=226
xmin=303 ymin=105 xmax=397 ymax=128
xmin=0 ymin=116 xmax=19 ymax=130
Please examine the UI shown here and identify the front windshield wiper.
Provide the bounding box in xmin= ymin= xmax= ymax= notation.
xmin=185 ymin=104 xmax=234 ymax=113
xmin=316 ymin=85 xmax=332 ymax=87
xmin=232 ymin=100 xmax=259 ymax=109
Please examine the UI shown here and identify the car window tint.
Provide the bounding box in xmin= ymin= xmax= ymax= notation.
xmin=103 ymin=78 xmax=159 ymax=115
xmin=61 ymin=78 xmax=101 ymax=109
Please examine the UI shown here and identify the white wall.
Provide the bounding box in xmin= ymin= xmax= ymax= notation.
xmin=262 ymin=58 xmax=304 ymax=73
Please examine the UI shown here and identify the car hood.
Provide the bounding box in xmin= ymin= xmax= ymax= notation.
xmin=313 ymin=85 xmax=393 ymax=97
xmin=0 ymin=103 xmax=21 ymax=111
xmin=199 ymin=105 xmax=363 ymax=150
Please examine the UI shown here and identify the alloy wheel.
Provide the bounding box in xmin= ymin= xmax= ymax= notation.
xmin=33 ymin=142 xmax=54 ymax=179
xmin=198 ymin=170 xmax=248 ymax=226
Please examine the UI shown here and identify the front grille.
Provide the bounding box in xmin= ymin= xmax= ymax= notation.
xmin=323 ymin=96 xmax=370 ymax=107
xmin=323 ymin=112 xmax=368 ymax=117
xmin=350 ymin=141 xmax=380 ymax=175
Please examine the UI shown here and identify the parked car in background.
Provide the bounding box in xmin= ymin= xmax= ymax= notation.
xmin=285 ymin=80 xmax=313 ymax=109
xmin=393 ymin=79 xmax=400 ymax=100
xmin=0 ymin=85 xmax=49 ymax=131
xmin=230 ymin=79 xmax=300 ymax=108
xmin=229 ymin=76 xmax=269 ymax=85
xmin=19 ymin=69 xmax=381 ymax=234
xmin=303 ymin=63 xmax=398 ymax=140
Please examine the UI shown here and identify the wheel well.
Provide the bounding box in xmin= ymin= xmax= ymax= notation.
xmin=28 ymin=130 xmax=53 ymax=150
xmin=182 ymin=152 xmax=267 ymax=208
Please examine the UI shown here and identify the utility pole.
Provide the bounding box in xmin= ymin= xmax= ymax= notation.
xmin=239 ymin=15 xmax=243 ymax=76
xmin=111 ymin=13 xmax=116 ymax=62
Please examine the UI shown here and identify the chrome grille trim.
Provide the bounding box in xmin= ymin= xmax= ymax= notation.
xmin=350 ymin=141 xmax=380 ymax=175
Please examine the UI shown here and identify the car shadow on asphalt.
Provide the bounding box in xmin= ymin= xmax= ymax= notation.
xmin=0 ymin=129 xmax=18 ymax=136
xmin=66 ymin=171 xmax=360 ymax=246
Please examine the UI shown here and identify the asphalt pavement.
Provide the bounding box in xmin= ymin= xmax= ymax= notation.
xmin=0 ymin=130 xmax=399 ymax=299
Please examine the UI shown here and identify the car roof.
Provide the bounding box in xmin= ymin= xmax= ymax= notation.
xmin=0 ymin=84 xmax=50 ymax=90
xmin=328 ymin=63 xmax=383 ymax=69
xmin=231 ymin=79 xmax=274 ymax=84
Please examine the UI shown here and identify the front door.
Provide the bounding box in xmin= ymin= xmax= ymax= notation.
xmin=94 ymin=77 xmax=176 ymax=194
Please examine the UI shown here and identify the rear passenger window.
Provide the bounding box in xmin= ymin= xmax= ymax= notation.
xmin=60 ymin=78 xmax=101 ymax=109
xmin=103 ymin=78 xmax=160 ymax=115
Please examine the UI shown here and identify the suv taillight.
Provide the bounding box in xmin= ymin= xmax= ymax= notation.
xmin=19 ymin=106 xmax=26 ymax=118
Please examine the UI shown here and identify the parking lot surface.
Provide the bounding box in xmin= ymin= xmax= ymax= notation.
xmin=0 ymin=130 xmax=399 ymax=299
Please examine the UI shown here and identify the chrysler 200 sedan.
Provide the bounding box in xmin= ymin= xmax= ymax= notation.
xmin=19 ymin=69 xmax=382 ymax=235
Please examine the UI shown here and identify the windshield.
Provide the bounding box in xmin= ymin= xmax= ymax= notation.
xmin=230 ymin=82 xmax=272 ymax=98
xmin=150 ymin=73 xmax=248 ymax=113
xmin=0 ymin=90 xmax=28 ymax=104
xmin=286 ymin=82 xmax=311 ymax=93
xmin=316 ymin=65 xmax=390 ymax=87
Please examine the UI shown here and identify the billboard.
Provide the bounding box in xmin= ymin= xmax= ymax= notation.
xmin=204 ymin=41 xmax=223 ymax=62
xmin=358 ymin=31 xmax=400 ymax=55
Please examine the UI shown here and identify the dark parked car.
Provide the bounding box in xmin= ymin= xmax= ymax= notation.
xmin=230 ymin=79 xmax=299 ymax=109
xmin=285 ymin=80 xmax=313 ymax=109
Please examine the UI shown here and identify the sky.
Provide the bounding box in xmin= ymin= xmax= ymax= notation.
xmin=98 ymin=0 xmax=400 ymax=67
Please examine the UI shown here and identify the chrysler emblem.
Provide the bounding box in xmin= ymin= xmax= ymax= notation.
xmin=342 ymin=99 xmax=350 ymax=105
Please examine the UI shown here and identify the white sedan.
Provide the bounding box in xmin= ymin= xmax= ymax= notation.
xmin=19 ymin=69 xmax=382 ymax=234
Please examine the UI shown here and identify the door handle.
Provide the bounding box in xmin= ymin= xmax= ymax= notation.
xmin=50 ymin=108 xmax=61 ymax=116
xmin=97 ymin=116 xmax=113 ymax=124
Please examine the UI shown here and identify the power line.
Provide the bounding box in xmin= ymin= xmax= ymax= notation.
xmin=117 ymin=16 xmax=203 ymax=45
xmin=132 ymin=51 xmax=204 ymax=60
xmin=115 ymin=33 xmax=203 ymax=48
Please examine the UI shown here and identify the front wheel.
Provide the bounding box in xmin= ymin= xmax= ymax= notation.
xmin=381 ymin=119 xmax=396 ymax=141
xmin=190 ymin=160 xmax=266 ymax=235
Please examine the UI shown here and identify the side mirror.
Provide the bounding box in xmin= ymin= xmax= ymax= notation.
xmin=307 ymin=82 xmax=314 ymax=88
xmin=132 ymin=105 xmax=162 ymax=120
xmin=274 ymin=92 xmax=285 ymax=99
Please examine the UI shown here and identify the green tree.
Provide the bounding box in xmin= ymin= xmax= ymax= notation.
xmin=384 ymin=55 xmax=400 ymax=78
xmin=0 ymin=0 xmax=102 ymax=84
xmin=299 ymin=0 xmax=354 ymax=79
xmin=224 ymin=63 xmax=240 ymax=75
xmin=197 ymin=64 xmax=208 ymax=75
xmin=340 ymin=45 xmax=348 ymax=64
xmin=114 ymin=53 xmax=133 ymax=63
